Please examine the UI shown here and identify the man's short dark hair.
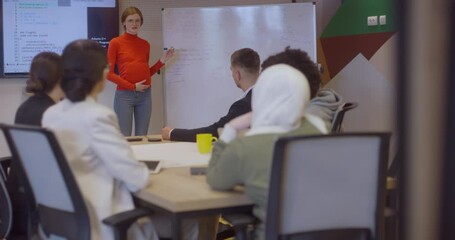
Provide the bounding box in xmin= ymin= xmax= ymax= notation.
xmin=231 ymin=48 xmax=260 ymax=75
xmin=261 ymin=47 xmax=321 ymax=98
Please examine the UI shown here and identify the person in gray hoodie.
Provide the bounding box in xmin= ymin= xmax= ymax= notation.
xmin=261 ymin=47 xmax=344 ymax=133
xmin=307 ymin=88 xmax=344 ymax=130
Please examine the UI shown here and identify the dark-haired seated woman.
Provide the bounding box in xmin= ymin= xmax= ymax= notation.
xmin=7 ymin=52 xmax=64 ymax=238
xmin=15 ymin=52 xmax=64 ymax=125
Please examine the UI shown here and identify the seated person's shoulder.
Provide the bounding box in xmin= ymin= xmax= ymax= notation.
xmin=290 ymin=116 xmax=326 ymax=136
xmin=85 ymin=103 xmax=117 ymax=121
xmin=66 ymin=100 xmax=118 ymax=126
xmin=229 ymin=96 xmax=252 ymax=113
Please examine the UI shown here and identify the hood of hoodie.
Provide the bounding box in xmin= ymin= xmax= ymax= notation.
xmin=306 ymin=88 xmax=344 ymax=128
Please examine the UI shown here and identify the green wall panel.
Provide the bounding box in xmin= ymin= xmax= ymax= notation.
xmin=322 ymin=0 xmax=396 ymax=38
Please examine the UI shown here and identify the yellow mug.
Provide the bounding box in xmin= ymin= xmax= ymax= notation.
xmin=196 ymin=133 xmax=218 ymax=154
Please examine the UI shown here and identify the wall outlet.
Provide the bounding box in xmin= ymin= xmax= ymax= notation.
xmin=367 ymin=16 xmax=378 ymax=26
xmin=379 ymin=15 xmax=387 ymax=25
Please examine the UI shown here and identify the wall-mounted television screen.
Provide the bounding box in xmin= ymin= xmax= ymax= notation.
xmin=1 ymin=0 xmax=119 ymax=77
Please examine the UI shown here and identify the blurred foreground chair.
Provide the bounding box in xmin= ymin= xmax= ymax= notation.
xmin=0 ymin=124 xmax=152 ymax=240
xmin=331 ymin=102 xmax=358 ymax=133
xmin=225 ymin=132 xmax=390 ymax=240
xmin=384 ymin=151 xmax=401 ymax=240
xmin=0 ymin=167 xmax=12 ymax=239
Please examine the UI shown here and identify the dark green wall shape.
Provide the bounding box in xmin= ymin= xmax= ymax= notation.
xmin=321 ymin=0 xmax=396 ymax=38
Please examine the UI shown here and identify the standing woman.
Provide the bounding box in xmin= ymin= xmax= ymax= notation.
xmin=107 ymin=6 xmax=174 ymax=136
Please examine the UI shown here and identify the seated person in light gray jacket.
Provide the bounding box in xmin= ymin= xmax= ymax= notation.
xmin=207 ymin=64 xmax=323 ymax=239
xmin=307 ymin=88 xmax=344 ymax=130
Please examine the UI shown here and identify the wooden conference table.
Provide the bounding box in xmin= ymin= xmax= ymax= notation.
xmin=127 ymin=136 xmax=397 ymax=240
xmin=128 ymin=136 xmax=254 ymax=240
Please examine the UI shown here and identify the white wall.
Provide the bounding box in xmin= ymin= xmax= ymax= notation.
xmin=0 ymin=0 xmax=297 ymax=157
xmin=0 ymin=0 xmax=372 ymax=158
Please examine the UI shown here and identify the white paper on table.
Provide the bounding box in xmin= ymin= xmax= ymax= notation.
xmin=131 ymin=142 xmax=210 ymax=168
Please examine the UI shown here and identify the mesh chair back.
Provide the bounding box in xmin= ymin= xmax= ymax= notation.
xmin=0 ymin=163 xmax=6 ymax=182
xmin=266 ymin=133 xmax=390 ymax=240
xmin=0 ymin=173 xmax=12 ymax=238
xmin=0 ymin=124 xmax=90 ymax=240
xmin=331 ymin=102 xmax=358 ymax=133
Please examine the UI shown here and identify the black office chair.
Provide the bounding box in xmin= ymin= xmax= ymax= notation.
xmin=384 ymin=151 xmax=401 ymax=240
xmin=2 ymin=154 xmax=40 ymax=239
xmin=225 ymin=132 xmax=390 ymax=240
xmin=0 ymin=157 xmax=11 ymax=181
xmin=0 ymin=123 xmax=153 ymax=240
xmin=0 ymin=167 xmax=12 ymax=239
xmin=331 ymin=102 xmax=358 ymax=133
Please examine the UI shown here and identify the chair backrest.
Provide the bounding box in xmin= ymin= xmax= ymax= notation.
xmin=0 ymin=157 xmax=11 ymax=182
xmin=0 ymin=123 xmax=90 ymax=240
xmin=265 ymin=133 xmax=390 ymax=240
xmin=0 ymin=171 xmax=12 ymax=239
xmin=331 ymin=102 xmax=358 ymax=133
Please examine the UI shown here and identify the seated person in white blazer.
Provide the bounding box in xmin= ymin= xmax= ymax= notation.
xmin=42 ymin=39 xmax=198 ymax=240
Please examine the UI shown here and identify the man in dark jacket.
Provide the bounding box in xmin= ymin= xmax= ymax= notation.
xmin=161 ymin=48 xmax=260 ymax=142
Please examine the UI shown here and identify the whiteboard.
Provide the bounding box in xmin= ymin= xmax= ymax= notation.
xmin=162 ymin=3 xmax=316 ymax=128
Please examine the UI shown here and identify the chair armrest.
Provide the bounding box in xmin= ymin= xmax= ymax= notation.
xmin=223 ymin=213 xmax=257 ymax=229
xmin=289 ymin=228 xmax=371 ymax=240
xmin=0 ymin=156 xmax=12 ymax=163
xmin=0 ymin=156 xmax=12 ymax=181
xmin=222 ymin=213 xmax=258 ymax=240
xmin=102 ymin=208 xmax=153 ymax=240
